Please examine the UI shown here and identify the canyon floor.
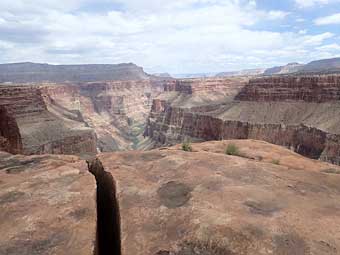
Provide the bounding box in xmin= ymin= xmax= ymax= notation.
xmin=1 ymin=140 xmax=340 ymax=255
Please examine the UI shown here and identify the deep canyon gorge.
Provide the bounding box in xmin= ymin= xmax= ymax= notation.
xmin=2 ymin=72 xmax=339 ymax=165
xmin=2 ymin=61 xmax=340 ymax=255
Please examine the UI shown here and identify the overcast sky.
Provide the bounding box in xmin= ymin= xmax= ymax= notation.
xmin=0 ymin=0 xmax=340 ymax=73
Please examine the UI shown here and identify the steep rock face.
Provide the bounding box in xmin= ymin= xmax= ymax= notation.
xmin=40 ymin=79 xmax=163 ymax=152
xmin=145 ymin=75 xmax=340 ymax=164
xmin=0 ymin=85 xmax=97 ymax=155
xmin=236 ymin=75 xmax=340 ymax=102
xmin=0 ymin=62 xmax=150 ymax=83
xmin=0 ymin=106 xmax=22 ymax=153
xmin=163 ymin=78 xmax=246 ymax=94
xmin=3 ymin=140 xmax=340 ymax=254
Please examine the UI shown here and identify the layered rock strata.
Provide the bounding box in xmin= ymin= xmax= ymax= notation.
xmin=0 ymin=79 xmax=163 ymax=155
xmin=145 ymin=75 xmax=340 ymax=164
xmin=0 ymin=85 xmax=97 ymax=155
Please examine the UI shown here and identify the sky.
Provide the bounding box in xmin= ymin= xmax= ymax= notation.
xmin=0 ymin=0 xmax=340 ymax=74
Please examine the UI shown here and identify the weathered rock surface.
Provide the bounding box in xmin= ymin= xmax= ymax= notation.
xmin=2 ymin=140 xmax=340 ymax=255
xmin=0 ymin=62 xmax=150 ymax=83
xmin=96 ymin=140 xmax=340 ymax=255
xmin=0 ymin=151 xmax=96 ymax=255
xmin=145 ymin=75 xmax=340 ymax=164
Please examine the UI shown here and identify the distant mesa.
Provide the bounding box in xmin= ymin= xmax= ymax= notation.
xmin=0 ymin=62 xmax=150 ymax=83
xmin=216 ymin=68 xmax=265 ymax=77
xmin=263 ymin=62 xmax=304 ymax=75
xmin=152 ymin=73 xmax=172 ymax=78
xmin=216 ymin=57 xmax=340 ymax=77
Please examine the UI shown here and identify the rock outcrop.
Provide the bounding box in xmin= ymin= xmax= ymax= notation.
xmin=0 ymin=151 xmax=96 ymax=255
xmin=2 ymin=140 xmax=340 ymax=254
xmin=145 ymin=75 xmax=340 ymax=164
xmin=0 ymin=62 xmax=150 ymax=83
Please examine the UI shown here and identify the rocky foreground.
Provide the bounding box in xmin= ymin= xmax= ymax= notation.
xmin=1 ymin=140 xmax=340 ymax=254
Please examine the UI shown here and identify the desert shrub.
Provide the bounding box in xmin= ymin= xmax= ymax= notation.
xmin=182 ymin=142 xmax=192 ymax=152
xmin=225 ymin=143 xmax=240 ymax=156
xmin=271 ymin=159 xmax=280 ymax=165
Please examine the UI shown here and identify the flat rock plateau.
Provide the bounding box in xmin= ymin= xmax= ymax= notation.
xmin=1 ymin=140 xmax=340 ymax=254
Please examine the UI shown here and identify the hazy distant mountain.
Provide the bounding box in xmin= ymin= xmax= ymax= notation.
xmin=300 ymin=57 xmax=340 ymax=73
xmin=264 ymin=63 xmax=304 ymax=75
xmin=153 ymin=73 xmax=172 ymax=78
xmin=172 ymin=73 xmax=218 ymax=79
xmin=216 ymin=68 xmax=265 ymax=77
xmin=0 ymin=62 xmax=150 ymax=83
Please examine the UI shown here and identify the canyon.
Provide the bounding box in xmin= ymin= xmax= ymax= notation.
xmin=0 ymin=79 xmax=166 ymax=155
xmin=2 ymin=73 xmax=340 ymax=166
xmin=145 ymin=75 xmax=340 ymax=165
xmin=2 ymin=61 xmax=340 ymax=254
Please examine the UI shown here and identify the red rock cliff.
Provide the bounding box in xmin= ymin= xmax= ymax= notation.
xmin=145 ymin=75 xmax=340 ymax=165
xmin=0 ymin=106 xmax=22 ymax=153
xmin=236 ymin=75 xmax=340 ymax=102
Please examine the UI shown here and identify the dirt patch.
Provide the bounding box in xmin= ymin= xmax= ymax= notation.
xmin=244 ymin=200 xmax=281 ymax=216
xmin=141 ymin=153 xmax=166 ymax=162
xmin=273 ymin=233 xmax=310 ymax=255
xmin=0 ymin=156 xmax=50 ymax=174
xmin=68 ymin=208 xmax=91 ymax=221
xmin=158 ymin=181 xmax=193 ymax=208
xmin=155 ymin=240 xmax=235 ymax=255
xmin=321 ymin=168 xmax=340 ymax=175
xmin=0 ymin=232 xmax=68 ymax=255
xmin=0 ymin=191 xmax=25 ymax=205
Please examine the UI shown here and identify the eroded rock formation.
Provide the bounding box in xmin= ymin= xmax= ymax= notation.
xmin=0 ymin=78 xmax=164 ymax=155
xmin=0 ymin=85 xmax=97 ymax=155
xmin=2 ymin=140 xmax=340 ymax=254
xmin=145 ymin=75 xmax=340 ymax=164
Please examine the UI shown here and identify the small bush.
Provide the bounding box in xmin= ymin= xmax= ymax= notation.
xmin=271 ymin=159 xmax=280 ymax=165
xmin=225 ymin=143 xmax=240 ymax=156
xmin=182 ymin=142 xmax=192 ymax=152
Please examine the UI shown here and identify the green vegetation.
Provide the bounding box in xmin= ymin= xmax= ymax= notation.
xmin=182 ymin=141 xmax=193 ymax=152
xmin=225 ymin=143 xmax=240 ymax=156
xmin=271 ymin=159 xmax=280 ymax=165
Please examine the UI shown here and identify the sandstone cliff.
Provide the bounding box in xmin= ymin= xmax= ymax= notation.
xmin=0 ymin=85 xmax=97 ymax=155
xmin=0 ymin=78 xmax=164 ymax=155
xmin=145 ymin=75 xmax=340 ymax=164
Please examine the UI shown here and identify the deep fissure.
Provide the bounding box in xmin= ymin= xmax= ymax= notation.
xmin=87 ymin=158 xmax=121 ymax=255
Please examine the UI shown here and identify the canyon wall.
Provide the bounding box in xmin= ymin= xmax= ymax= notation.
xmin=145 ymin=75 xmax=340 ymax=164
xmin=0 ymin=79 xmax=164 ymax=155
xmin=0 ymin=106 xmax=22 ymax=153
xmin=0 ymin=85 xmax=97 ymax=155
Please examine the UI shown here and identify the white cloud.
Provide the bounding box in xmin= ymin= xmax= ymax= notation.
xmin=0 ymin=0 xmax=337 ymax=73
xmin=295 ymin=0 xmax=340 ymax=8
xmin=315 ymin=13 xmax=340 ymax=25
xmin=266 ymin=11 xmax=290 ymax=20
xmin=316 ymin=43 xmax=340 ymax=50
